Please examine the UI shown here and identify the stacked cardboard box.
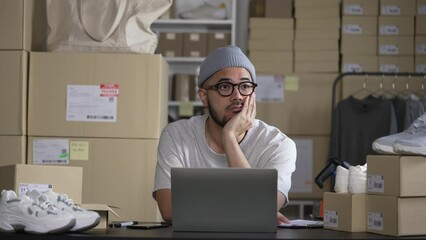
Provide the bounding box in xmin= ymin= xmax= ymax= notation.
xmin=0 ymin=0 xmax=33 ymax=167
xmin=26 ymin=52 xmax=169 ymax=222
xmin=294 ymin=0 xmax=341 ymax=73
xmin=377 ymin=0 xmax=416 ymax=72
xmin=366 ymin=155 xmax=426 ymax=236
xmin=341 ymin=0 xmax=379 ymax=72
xmin=416 ymin=0 xmax=426 ymax=72
xmin=248 ymin=18 xmax=294 ymax=75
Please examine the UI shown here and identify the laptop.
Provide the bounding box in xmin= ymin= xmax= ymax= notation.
xmin=171 ymin=168 xmax=277 ymax=233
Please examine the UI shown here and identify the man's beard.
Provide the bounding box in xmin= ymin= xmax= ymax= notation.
xmin=207 ymin=103 xmax=227 ymax=128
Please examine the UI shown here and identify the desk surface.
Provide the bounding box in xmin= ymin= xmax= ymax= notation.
xmin=0 ymin=227 xmax=423 ymax=240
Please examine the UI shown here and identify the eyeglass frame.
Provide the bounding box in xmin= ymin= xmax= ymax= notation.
xmin=202 ymin=81 xmax=258 ymax=97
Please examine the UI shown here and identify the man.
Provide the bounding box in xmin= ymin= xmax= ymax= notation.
xmin=153 ymin=45 xmax=297 ymax=224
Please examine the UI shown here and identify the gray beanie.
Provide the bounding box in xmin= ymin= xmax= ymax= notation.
xmin=198 ymin=45 xmax=256 ymax=87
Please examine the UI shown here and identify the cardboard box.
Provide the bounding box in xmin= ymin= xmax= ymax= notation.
xmin=28 ymin=52 xmax=168 ymax=139
xmin=294 ymin=61 xmax=339 ymax=73
xmin=295 ymin=29 xmax=340 ymax=40
xmin=183 ymin=33 xmax=207 ymax=57
xmin=249 ymin=28 xmax=294 ymax=41
xmin=367 ymin=155 xmax=426 ymax=197
xmin=296 ymin=18 xmax=341 ymax=30
xmin=342 ymin=0 xmax=379 ymax=16
xmin=207 ymin=32 xmax=231 ymax=54
xmin=0 ymin=51 xmax=27 ymax=135
xmin=341 ymin=16 xmax=378 ymax=35
xmin=418 ymin=0 xmax=426 ymax=15
xmin=251 ymin=60 xmax=293 ymax=75
xmin=378 ymin=16 xmax=415 ymax=35
xmin=416 ymin=55 xmax=426 ymax=72
xmin=416 ymin=16 xmax=426 ymax=35
xmin=367 ymin=195 xmax=426 ymax=236
xmin=416 ymin=36 xmax=426 ymax=54
xmin=0 ymin=164 xmax=82 ymax=203
xmin=265 ymin=0 xmax=293 ymax=18
xmin=157 ymin=32 xmax=183 ymax=57
xmin=288 ymin=136 xmax=331 ymax=199
xmin=295 ymin=51 xmax=339 ymax=62
xmin=378 ymin=36 xmax=415 ymax=55
xmin=341 ymin=55 xmax=379 ymax=72
xmin=0 ymin=0 xmax=33 ymax=50
xmin=249 ymin=50 xmax=293 ymax=62
xmin=323 ymin=192 xmax=366 ymax=232
xmin=249 ymin=18 xmax=294 ymax=30
xmin=256 ymin=73 xmax=337 ymax=135
xmin=380 ymin=0 xmax=416 ymax=16
xmin=248 ymin=38 xmax=293 ymax=51
xmin=341 ymin=35 xmax=378 ymax=54
xmin=79 ymin=204 xmax=118 ymax=230
xmin=379 ymin=55 xmax=415 ymax=72
xmin=0 ymin=136 xmax=26 ymax=167
xmin=294 ymin=39 xmax=339 ymax=51
xmin=27 ymin=137 xmax=160 ymax=222
xmin=294 ymin=6 xmax=340 ymax=18
xmin=294 ymin=0 xmax=341 ymax=8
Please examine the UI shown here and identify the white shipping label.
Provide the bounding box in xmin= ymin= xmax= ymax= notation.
xmin=343 ymin=63 xmax=363 ymax=73
xmin=380 ymin=64 xmax=399 ymax=73
xmin=33 ymin=139 xmax=69 ymax=165
xmin=367 ymin=212 xmax=384 ymax=230
xmin=416 ymin=64 xmax=426 ymax=73
xmin=324 ymin=210 xmax=338 ymax=228
xmin=367 ymin=175 xmax=385 ymax=193
xmin=66 ymin=85 xmax=118 ymax=122
xmin=381 ymin=5 xmax=401 ymax=15
xmin=19 ymin=183 xmax=53 ymax=195
xmin=256 ymin=75 xmax=284 ymax=102
xmin=416 ymin=44 xmax=426 ymax=54
xmin=344 ymin=5 xmax=364 ymax=15
xmin=379 ymin=44 xmax=399 ymax=54
xmin=379 ymin=25 xmax=399 ymax=35
xmin=419 ymin=5 xmax=426 ymax=15
xmin=342 ymin=24 xmax=363 ymax=34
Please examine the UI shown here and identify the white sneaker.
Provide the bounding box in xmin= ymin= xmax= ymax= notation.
xmin=348 ymin=164 xmax=367 ymax=193
xmin=40 ymin=189 xmax=100 ymax=232
xmin=372 ymin=113 xmax=426 ymax=154
xmin=0 ymin=190 xmax=76 ymax=234
xmin=179 ymin=1 xmax=228 ymax=20
xmin=334 ymin=166 xmax=349 ymax=193
xmin=393 ymin=129 xmax=426 ymax=156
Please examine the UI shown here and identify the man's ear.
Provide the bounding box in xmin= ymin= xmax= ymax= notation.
xmin=198 ymin=88 xmax=208 ymax=107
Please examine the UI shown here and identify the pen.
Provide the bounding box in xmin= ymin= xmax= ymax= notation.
xmin=114 ymin=221 xmax=138 ymax=227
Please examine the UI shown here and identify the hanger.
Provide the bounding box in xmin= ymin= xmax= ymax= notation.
xmin=351 ymin=74 xmax=374 ymax=100
xmin=371 ymin=74 xmax=388 ymax=98
xmin=399 ymin=74 xmax=418 ymax=99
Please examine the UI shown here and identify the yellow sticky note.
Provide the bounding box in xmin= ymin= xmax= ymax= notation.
xmin=285 ymin=76 xmax=299 ymax=91
xmin=70 ymin=141 xmax=89 ymax=161
xmin=179 ymin=102 xmax=194 ymax=117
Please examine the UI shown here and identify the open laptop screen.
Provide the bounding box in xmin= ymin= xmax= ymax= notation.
xmin=171 ymin=168 xmax=277 ymax=233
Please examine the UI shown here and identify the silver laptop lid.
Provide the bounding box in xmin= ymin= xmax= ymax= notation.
xmin=171 ymin=168 xmax=277 ymax=233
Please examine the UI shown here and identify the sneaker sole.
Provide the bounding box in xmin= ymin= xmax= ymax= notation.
xmin=394 ymin=144 xmax=426 ymax=156
xmin=372 ymin=142 xmax=397 ymax=154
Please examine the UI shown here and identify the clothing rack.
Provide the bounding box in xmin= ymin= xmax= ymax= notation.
xmin=315 ymin=72 xmax=426 ymax=189
xmin=331 ymin=72 xmax=426 ymax=110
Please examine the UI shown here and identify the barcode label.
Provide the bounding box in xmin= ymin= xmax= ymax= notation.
xmin=86 ymin=115 xmax=114 ymax=120
xmin=368 ymin=212 xmax=384 ymax=230
xmin=367 ymin=175 xmax=385 ymax=193
xmin=324 ymin=210 xmax=338 ymax=228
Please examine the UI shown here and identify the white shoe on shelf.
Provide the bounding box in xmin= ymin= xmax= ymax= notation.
xmin=179 ymin=1 xmax=228 ymax=20
xmin=0 ymin=190 xmax=76 ymax=234
xmin=372 ymin=113 xmax=426 ymax=154
xmin=334 ymin=166 xmax=349 ymax=193
xmin=40 ymin=189 xmax=101 ymax=232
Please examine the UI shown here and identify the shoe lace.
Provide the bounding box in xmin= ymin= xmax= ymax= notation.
xmin=405 ymin=118 xmax=426 ymax=134
xmin=31 ymin=194 xmax=60 ymax=214
xmin=58 ymin=194 xmax=82 ymax=211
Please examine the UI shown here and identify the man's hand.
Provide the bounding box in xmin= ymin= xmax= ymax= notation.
xmin=277 ymin=211 xmax=290 ymax=224
xmin=223 ymin=93 xmax=256 ymax=142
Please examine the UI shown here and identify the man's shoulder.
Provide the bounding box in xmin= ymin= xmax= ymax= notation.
xmin=164 ymin=115 xmax=206 ymax=132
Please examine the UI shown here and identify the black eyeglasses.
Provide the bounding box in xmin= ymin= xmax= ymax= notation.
xmin=203 ymin=82 xmax=258 ymax=97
